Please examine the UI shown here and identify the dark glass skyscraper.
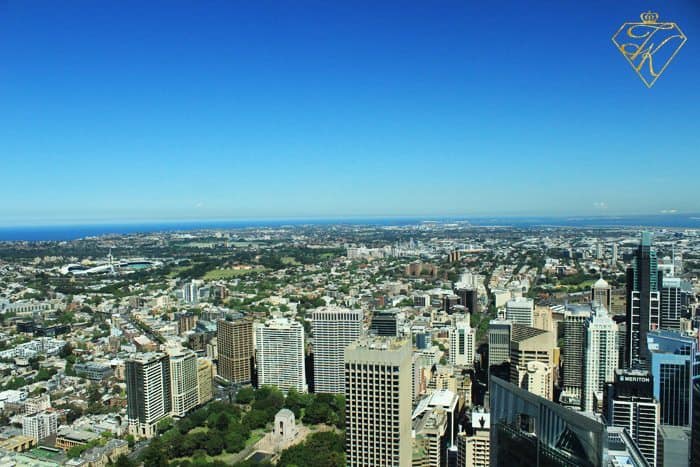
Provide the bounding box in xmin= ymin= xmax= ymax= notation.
xmin=691 ymin=380 xmax=700 ymax=466
xmin=490 ymin=376 xmax=607 ymax=467
xmin=625 ymin=231 xmax=661 ymax=369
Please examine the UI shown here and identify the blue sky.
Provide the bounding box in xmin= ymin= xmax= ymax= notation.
xmin=1 ymin=1 xmax=699 ymax=225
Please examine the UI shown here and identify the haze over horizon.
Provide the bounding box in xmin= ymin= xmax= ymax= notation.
xmin=2 ymin=1 xmax=699 ymax=223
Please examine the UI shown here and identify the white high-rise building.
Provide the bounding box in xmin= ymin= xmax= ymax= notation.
xmin=449 ymin=314 xmax=475 ymax=367
xmin=255 ymin=317 xmax=306 ymax=393
xmin=311 ymin=306 xmax=363 ymax=394
xmin=345 ymin=337 xmax=412 ymax=467
xmin=168 ymin=349 xmax=199 ymax=417
xmin=505 ymin=297 xmax=534 ymax=327
xmin=22 ymin=411 xmax=58 ymax=442
xmin=582 ymin=306 xmax=619 ymax=412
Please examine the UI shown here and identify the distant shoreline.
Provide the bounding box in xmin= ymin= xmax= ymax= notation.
xmin=1 ymin=214 xmax=699 ymax=242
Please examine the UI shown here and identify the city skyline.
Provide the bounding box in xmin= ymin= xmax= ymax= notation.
xmin=1 ymin=1 xmax=699 ymax=223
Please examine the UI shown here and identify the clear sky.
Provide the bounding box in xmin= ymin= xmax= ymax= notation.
xmin=1 ymin=1 xmax=699 ymax=225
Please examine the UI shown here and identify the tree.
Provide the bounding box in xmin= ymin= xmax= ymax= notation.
xmin=205 ymin=432 xmax=225 ymax=456
xmin=109 ymin=454 xmax=135 ymax=467
xmin=235 ymin=386 xmax=255 ymax=405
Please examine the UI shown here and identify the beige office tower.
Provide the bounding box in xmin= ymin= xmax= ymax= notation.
xmin=197 ymin=358 xmax=214 ymax=405
xmin=509 ymin=324 xmax=555 ymax=398
xmin=169 ymin=349 xmax=199 ymax=417
xmin=345 ymin=337 xmax=412 ymax=467
xmin=457 ymin=408 xmax=491 ymax=467
xmin=523 ymin=360 xmax=553 ymax=400
xmin=217 ymin=317 xmax=253 ymax=384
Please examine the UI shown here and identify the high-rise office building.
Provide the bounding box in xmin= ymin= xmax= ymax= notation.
xmin=603 ymin=369 xmax=660 ymax=467
xmin=345 ymin=337 xmax=412 ymax=467
xmin=197 ymin=358 xmax=213 ymax=406
xmin=582 ymin=306 xmax=618 ymax=412
xmin=561 ymin=306 xmax=591 ymax=405
xmin=370 ymin=311 xmax=399 ymax=337
xmin=255 ymin=317 xmax=306 ymax=393
xmin=311 ymin=306 xmax=363 ymax=394
xmin=523 ymin=360 xmax=553 ymax=400
xmin=449 ymin=314 xmax=475 ymax=368
xmin=455 ymin=287 xmax=478 ymax=314
xmin=168 ymin=349 xmax=199 ymax=417
xmin=490 ymin=376 xmax=608 ymax=466
xmin=660 ymin=276 xmax=682 ymax=331
xmin=625 ymin=231 xmax=661 ymax=369
xmin=657 ymin=426 xmax=690 ymax=467
xmin=648 ymin=330 xmax=699 ymax=426
xmin=611 ymin=242 xmax=618 ymax=266
xmin=509 ymin=324 xmax=554 ymax=396
xmin=691 ymin=380 xmax=700 ymax=466
xmin=216 ymin=316 xmax=254 ymax=384
xmin=126 ymin=352 xmax=171 ymax=438
xmin=590 ymin=276 xmax=612 ymax=310
xmin=505 ymin=297 xmax=534 ymax=327
xmin=488 ymin=319 xmax=511 ymax=369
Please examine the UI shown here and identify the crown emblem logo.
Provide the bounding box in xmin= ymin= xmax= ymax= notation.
xmin=612 ymin=11 xmax=686 ymax=88
xmin=640 ymin=11 xmax=659 ymax=24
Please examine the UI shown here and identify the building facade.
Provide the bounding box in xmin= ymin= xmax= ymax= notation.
xmin=625 ymin=232 xmax=661 ymax=369
xmin=255 ymin=317 xmax=306 ymax=393
xmin=126 ymin=352 xmax=171 ymax=438
xmin=505 ymin=297 xmax=534 ymax=327
xmin=449 ymin=314 xmax=475 ymax=368
xmin=582 ymin=306 xmax=618 ymax=412
xmin=216 ymin=316 xmax=254 ymax=384
xmin=169 ymin=350 xmax=199 ymax=417
xmin=311 ymin=306 xmax=363 ymax=394
xmin=345 ymin=337 xmax=412 ymax=467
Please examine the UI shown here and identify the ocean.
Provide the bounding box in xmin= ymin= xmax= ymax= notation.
xmin=1 ymin=214 xmax=699 ymax=242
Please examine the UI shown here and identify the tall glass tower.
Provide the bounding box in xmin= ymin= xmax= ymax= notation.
xmin=625 ymin=231 xmax=661 ymax=369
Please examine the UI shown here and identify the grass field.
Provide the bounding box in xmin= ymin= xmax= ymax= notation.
xmin=203 ymin=267 xmax=265 ymax=280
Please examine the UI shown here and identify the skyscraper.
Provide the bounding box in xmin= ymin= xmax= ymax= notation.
xmin=168 ymin=349 xmax=199 ymax=417
xmin=648 ymin=330 xmax=699 ymax=427
xmin=660 ymin=276 xmax=682 ymax=331
xmin=603 ymin=369 xmax=660 ymax=467
xmin=370 ymin=310 xmax=399 ymax=337
xmin=449 ymin=314 xmax=475 ymax=368
xmin=488 ymin=320 xmax=511 ymax=369
xmin=255 ymin=317 xmax=306 ymax=393
xmin=509 ymin=324 xmax=554 ymax=396
xmin=523 ymin=360 xmax=553 ymax=400
xmin=490 ymin=376 xmax=608 ymax=466
xmin=590 ymin=276 xmax=612 ymax=310
xmin=126 ymin=352 xmax=171 ymax=438
xmin=691 ymin=380 xmax=700 ymax=466
xmin=625 ymin=231 xmax=661 ymax=369
xmin=455 ymin=287 xmax=479 ymax=314
xmin=311 ymin=306 xmax=363 ymax=394
xmin=505 ymin=297 xmax=534 ymax=327
xmin=197 ymin=358 xmax=213 ymax=406
xmin=582 ymin=306 xmax=618 ymax=412
xmin=561 ymin=306 xmax=591 ymax=406
xmin=217 ymin=316 xmax=254 ymax=384
xmin=345 ymin=337 xmax=412 ymax=467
